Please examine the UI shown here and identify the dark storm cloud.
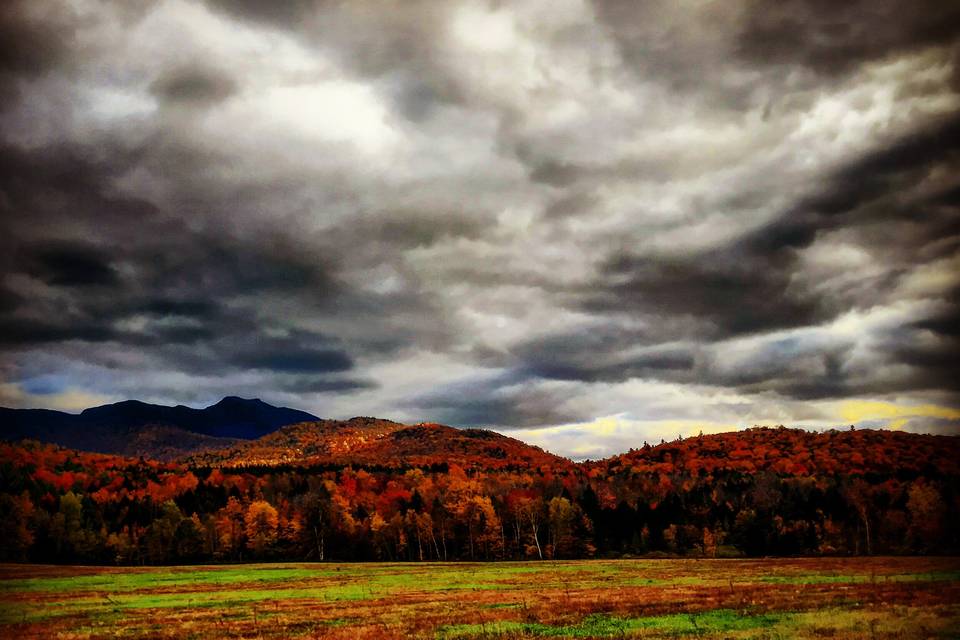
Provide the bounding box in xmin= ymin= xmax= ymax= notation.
xmin=761 ymin=114 xmax=960 ymax=253
xmin=137 ymin=298 xmax=221 ymax=319
xmin=0 ymin=142 xmax=161 ymax=238
xmin=502 ymin=327 xmax=698 ymax=385
xmin=588 ymin=251 xmax=819 ymax=338
xmin=409 ymin=373 xmax=586 ymax=428
xmin=277 ymin=377 xmax=374 ymax=394
xmin=912 ymin=293 xmax=960 ymax=338
xmin=0 ymin=286 xmax=23 ymax=314
xmin=0 ymin=0 xmax=957 ymax=439
xmin=0 ymin=2 xmax=71 ymax=77
xmin=0 ymin=125 xmax=458 ymax=402
xmin=501 ymin=323 xmax=843 ymax=399
xmin=479 ymin=109 xmax=960 ymax=408
xmin=880 ymin=309 xmax=960 ymax=392
xmin=715 ymin=353 xmax=851 ymax=401
xmin=230 ymin=330 xmax=354 ymax=374
xmin=0 ymin=146 xmax=318 ymax=304
xmin=329 ymin=211 xmax=487 ymax=251
xmin=736 ymin=0 xmax=960 ymax=75
xmin=19 ymin=241 xmax=118 ymax=287
xmin=525 ymin=348 xmax=697 ymax=384
xmin=0 ymin=317 xmax=116 ymax=347
xmin=0 ymin=137 xmax=328 ymax=291
xmin=581 ymin=112 xmax=959 ymax=328
xmin=202 ymin=0 xmax=316 ymax=28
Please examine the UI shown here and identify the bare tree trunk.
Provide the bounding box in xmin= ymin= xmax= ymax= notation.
xmin=313 ymin=526 xmax=323 ymax=561
xmin=529 ymin=516 xmax=542 ymax=559
xmin=860 ymin=507 xmax=872 ymax=556
xmin=440 ymin=521 xmax=448 ymax=561
xmin=430 ymin=528 xmax=441 ymax=561
xmin=513 ymin=519 xmax=521 ymax=557
xmin=468 ymin=523 xmax=475 ymax=560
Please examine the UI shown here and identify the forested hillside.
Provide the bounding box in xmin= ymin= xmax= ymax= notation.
xmin=185 ymin=418 xmax=571 ymax=472
xmin=0 ymin=426 xmax=957 ymax=564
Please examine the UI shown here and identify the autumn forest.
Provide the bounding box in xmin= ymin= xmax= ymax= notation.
xmin=2 ymin=425 xmax=957 ymax=565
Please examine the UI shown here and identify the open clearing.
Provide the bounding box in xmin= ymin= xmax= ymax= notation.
xmin=1 ymin=557 xmax=958 ymax=639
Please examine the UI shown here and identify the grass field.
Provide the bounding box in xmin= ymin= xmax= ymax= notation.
xmin=1 ymin=558 xmax=958 ymax=639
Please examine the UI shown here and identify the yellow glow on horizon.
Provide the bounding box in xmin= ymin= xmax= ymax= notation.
xmin=511 ymin=415 xmax=739 ymax=437
xmin=0 ymin=383 xmax=114 ymax=412
xmin=887 ymin=418 xmax=909 ymax=431
xmin=838 ymin=400 xmax=960 ymax=429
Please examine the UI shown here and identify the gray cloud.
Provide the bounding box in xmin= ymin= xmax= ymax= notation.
xmin=408 ymin=373 xmax=587 ymax=428
xmin=0 ymin=2 xmax=71 ymax=77
xmin=150 ymin=64 xmax=238 ymax=105
xmin=735 ymin=0 xmax=960 ymax=75
xmin=0 ymin=0 xmax=957 ymax=446
xmin=18 ymin=241 xmax=119 ymax=287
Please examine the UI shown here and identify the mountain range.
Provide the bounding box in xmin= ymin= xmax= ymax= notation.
xmin=5 ymin=397 xmax=959 ymax=477
xmin=1 ymin=396 xmax=577 ymax=468
xmin=0 ymin=397 xmax=319 ymax=460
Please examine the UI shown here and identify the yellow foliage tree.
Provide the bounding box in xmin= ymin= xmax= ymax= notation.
xmin=244 ymin=500 xmax=279 ymax=556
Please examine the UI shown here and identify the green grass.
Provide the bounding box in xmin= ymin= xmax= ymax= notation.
xmin=2 ymin=559 xmax=958 ymax=638
xmin=757 ymin=570 xmax=960 ymax=585
xmin=437 ymin=610 xmax=789 ymax=638
xmin=0 ymin=565 xmax=532 ymax=624
xmin=0 ymin=583 xmax=381 ymax=623
xmin=0 ymin=566 xmax=336 ymax=594
xmin=624 ymin=575 xmax=714 ymax=587
xmin=437 ymin=607 xmax=960 ymax=639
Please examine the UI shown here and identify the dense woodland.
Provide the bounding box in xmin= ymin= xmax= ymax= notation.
xmin=1 ymin=426 xmax=958 ymax=564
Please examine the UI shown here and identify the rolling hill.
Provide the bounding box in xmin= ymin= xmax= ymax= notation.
xmin=587 ymin=425 xmax=960 ymax=478
xmin=5 ymin=395 xmax=959 ymax=477
xmin=184 ymin=418 xmax=572 ymax=471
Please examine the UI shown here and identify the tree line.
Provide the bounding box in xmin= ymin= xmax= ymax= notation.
xmin=0 ymin=427 xmax=957 ymax=563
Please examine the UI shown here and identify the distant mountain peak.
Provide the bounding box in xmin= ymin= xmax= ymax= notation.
xmin=212 ymin=396 xmax=263 ymax=406
xmin=79 ymin=399 xmax=149 ymax=414
xmin=1 ymin=396 xmax=320 ymax=459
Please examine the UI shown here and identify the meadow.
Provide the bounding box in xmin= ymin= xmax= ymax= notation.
xmin=1 ymin=557 xmax=958 ymax=639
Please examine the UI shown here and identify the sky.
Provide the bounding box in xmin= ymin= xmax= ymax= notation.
xmin=1 ymin=0 xmax=958 ymax=459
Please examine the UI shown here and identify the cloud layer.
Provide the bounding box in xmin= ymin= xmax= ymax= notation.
xmin=1 ymin=0 xmax=958 ymax=457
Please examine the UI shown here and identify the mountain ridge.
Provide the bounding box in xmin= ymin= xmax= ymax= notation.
xmin=5 ymin=398 xmax=960 ymax=472
xmin=0 ymin=397 xmax=319 ymax=460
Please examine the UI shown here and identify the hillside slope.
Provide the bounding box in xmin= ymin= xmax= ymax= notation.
xmin=185 ymin=418 xmax=572 ymax=471
xmin=589 ymin=426 xmax=960 ymax=478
